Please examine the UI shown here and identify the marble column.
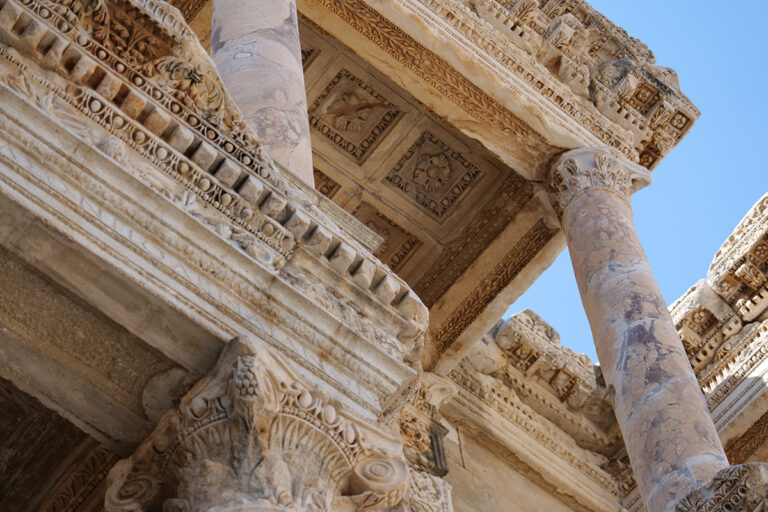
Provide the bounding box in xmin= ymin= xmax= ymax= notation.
xmin=548 ymin=147 xmax=733 ymax=512
xmin=211 ymin=0 xmax=314 ymax=186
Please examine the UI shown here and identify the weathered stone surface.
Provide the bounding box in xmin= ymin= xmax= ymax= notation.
xmin=0 ymin=0 xmax=721 ymax=510
xmin=675 ymin=463 xmax=768 ymax=512
xmin=212 ymin=0 xmax=314 ymax=185
xmin=550 ymin=147 xmax=728 ymax=512
xmin=105 ymin=335 xmax=410 ymax=512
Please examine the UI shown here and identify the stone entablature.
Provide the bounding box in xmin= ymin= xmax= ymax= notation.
xmin=0 ymin=0 xmax=423 ymax=335
xmin=465 ymin=310 xmax=620 ymax=454
xmin=0 ymin=0 xmax=430 ymax=448
xmin=708 ymin=193 xmax=768 ymax=321
xmin=431 ymin=0 xmax=698 ymax=167
xmin=286 ymin=0 xmax=699 ymax=177
xmin=444 ymin=361 xmax=619 ymax=511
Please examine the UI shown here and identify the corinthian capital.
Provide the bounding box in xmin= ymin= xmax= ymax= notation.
xmin=548 ymin=147 xmax=651 ymax=214
xmin=105 ymin=335 xmax=409 ymax=512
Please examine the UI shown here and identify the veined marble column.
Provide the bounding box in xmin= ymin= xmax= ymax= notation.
xmin=548 ymin=147 xmax=768 ymax=512
xmin=211 ymin=0 xmax=314 ymax=186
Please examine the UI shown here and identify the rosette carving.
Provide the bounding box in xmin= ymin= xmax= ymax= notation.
xmin=105 ymin=335 xmax=409 ymax=512
xmin=547 ymin=146 xmax=651 ymax=216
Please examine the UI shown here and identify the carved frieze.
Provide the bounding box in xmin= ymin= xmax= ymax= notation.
xmin=353 ymin=202 xmax=422 ymax=273
xmin=309 ymin=68 xmax=402 ymax=164
xmin=384 ymin=131 xmax=481 ymax=221
xmin=0 ymin=0 xmax=429 ymax=372
xmin=465 ymin=311 xmax=620 ymax=453
xmin=448 ymin=362 xmax=617 ymax=496
xmin=105 ymin=335 xmax=411 ymax=512
xmin=38 ymin=446 xmax=120 ymax=512
xmin=675 ymin=463 xmax=768 ymax=511
xmin=428 ymin=219 xmax=558 ymax=359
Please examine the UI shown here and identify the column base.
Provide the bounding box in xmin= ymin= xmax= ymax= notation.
xmin=674 ymin=463 xmax=768 ymax=511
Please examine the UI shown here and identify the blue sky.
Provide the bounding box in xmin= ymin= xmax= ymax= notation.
xmin=505 ymin=1 xmax=768 ymax=361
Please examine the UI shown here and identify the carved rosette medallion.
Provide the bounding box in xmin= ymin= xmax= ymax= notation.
xmin=675 ymin=463 xmax=768 ymax=511
xmin=547 ymin=146 xmax=651 ymax=217
xmin=105 ymin=335 xmax=409 ymax=512
xmin=385 ymin=131 xmax=481 ymax=221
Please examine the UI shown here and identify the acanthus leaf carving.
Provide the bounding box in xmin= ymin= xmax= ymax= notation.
xmin=105 ymin=335 xmax=410 ymax=512
xmin=548 ymin=146 xmax=651 ymax=216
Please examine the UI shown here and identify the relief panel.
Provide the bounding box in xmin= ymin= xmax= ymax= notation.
xmin=384 ymin=131 xmax=482 ymax=222
xmin=308 ymin=68 xmax=402 ymax=164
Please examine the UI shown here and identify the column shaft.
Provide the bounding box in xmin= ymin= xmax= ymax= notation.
xmin=550 ymin=148 xmax=729 ymax=512
xmin=211 ymin=0 xmax=314 ymax=186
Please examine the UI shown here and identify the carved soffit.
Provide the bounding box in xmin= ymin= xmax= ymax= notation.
xmin=284 ymin=0 xmax=696 ymax=175
xmin=172 ymin=0 xmax=699 ymax=177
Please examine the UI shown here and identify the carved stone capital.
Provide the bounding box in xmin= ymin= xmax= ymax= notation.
xmin=675 ymin=463 xmax=768 ymax=511
xmin=547 ymin=146 xmax=651 ymax=215
xmin=105 ymin=335 xmax=409 ymax=512
xmin=388 ymin=469 xmax=453 ymax=512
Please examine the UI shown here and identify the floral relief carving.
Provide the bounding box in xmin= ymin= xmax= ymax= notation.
xmin=708 ymin=193 xmax=768 ymax=320
xmin=105 ymin=335 xmax=410 ymax=512
xmin=548 ymin=146 xmax=651 ymax=215
xmin=0 ymin=0 xmax=429 ymax=350
xmin=385 ymin=131 xmax=481 ymax=221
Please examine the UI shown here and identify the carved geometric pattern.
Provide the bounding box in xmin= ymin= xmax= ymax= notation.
xmin=414 ymin=174 xmax=531 ymax=307
xmin=624 ymin=83 xmax=660 ymax=115
xmin=385 ymin=131 xmax=481 ymax=221
xmin=353 ymin=202 xmax=422 ymax=273
xmin=309 ymin=68 xmax=401 ymax=163
xmin=430 ymin=219 xmax=558 ymax=355
xmin=314 ymin=168 xmax=342 ymax=199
